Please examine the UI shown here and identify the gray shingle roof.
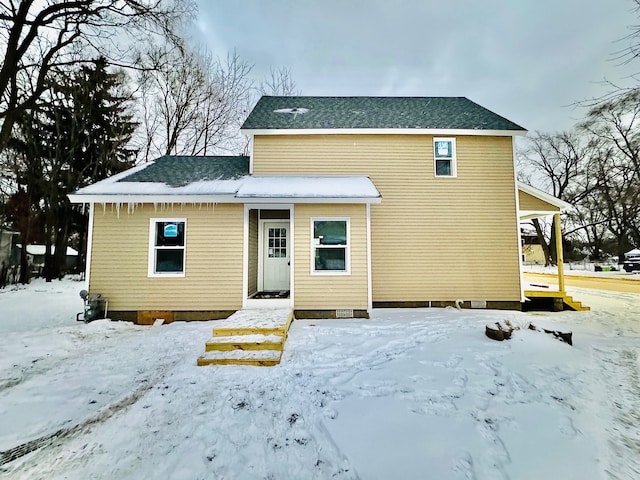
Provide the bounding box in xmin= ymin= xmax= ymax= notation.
xmin=120 ymin=156 xmax=249 ymax=187
xmin=241 ymin=96 xmax=526 ymax=131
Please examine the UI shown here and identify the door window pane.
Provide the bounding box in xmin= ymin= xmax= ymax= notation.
xmin=268 ymin=227 xmax=287 ymax=258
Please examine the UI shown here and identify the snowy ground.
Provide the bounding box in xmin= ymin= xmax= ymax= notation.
xmin=0 ymin=279 xmax=639 ymax=479
xmin=523 ymin=262 xmax=640 ymax=280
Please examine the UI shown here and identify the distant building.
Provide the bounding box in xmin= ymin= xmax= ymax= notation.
xmin=521 ymin=228 xmax=546 ymax=265
xmin=0 ymin=230 xmax=18 ymax=286
xmin=15 ymin=244 xmax=79 ymax=276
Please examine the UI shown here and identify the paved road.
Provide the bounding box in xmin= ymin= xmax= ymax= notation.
xmin=523 ymin=272 xmax=640 ymax=294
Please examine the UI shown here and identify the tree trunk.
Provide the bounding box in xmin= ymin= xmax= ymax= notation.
xmin=43 ymin=238 xmax=55 ymax=282
xmin=19 ymin=245 xmax=30 ymax=284
xmin=549 ymin=219 xmax=558 ymax=265
xmin=532 ymin=218 xmax=553 ymax=266
xmin=53 ymin=218 xmax=70 ymax=278
xmin=616 ymin=233 xmax=630 ymax=262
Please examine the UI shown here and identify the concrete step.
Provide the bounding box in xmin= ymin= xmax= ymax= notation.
xmin=205 ymin=333 xmax=284 ymax=352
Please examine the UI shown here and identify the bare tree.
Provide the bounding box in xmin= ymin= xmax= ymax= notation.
xmin=518 ymin=131 xmax=601 ymax=264
xmin=257 ymin=66 xmax=301 ymax=97
xmin=518 ymin=131 xmax=598 ymax=202
xmin=135 ymin=46 xmax=253 ymax=160
xmin=581 ymin=89 xmax=640 ymax=181
xmin=611 ymin=0 xmax=640 ymax=66
xmin=0 ymin=0 xmax=194 ymax=153
xmin=579 ymin=89 xmax=640 ymax=257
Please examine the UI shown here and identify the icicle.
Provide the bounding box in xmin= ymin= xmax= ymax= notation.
xmin=153 ymin=202 xmax=158 ymax=213
xmin=102 ymin=203 xmax=106 ymax=215
xmin=115 ymin=202 xmax=121 ymax=219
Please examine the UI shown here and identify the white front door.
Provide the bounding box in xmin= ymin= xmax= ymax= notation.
xmin=262 ymin=221 xmax=290 ymax=291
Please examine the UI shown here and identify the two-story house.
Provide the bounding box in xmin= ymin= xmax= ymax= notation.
xmin=70 ymin=96 xmax=567 ymax=323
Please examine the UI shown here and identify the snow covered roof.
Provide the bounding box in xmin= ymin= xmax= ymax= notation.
xmin=237 ymin=176 xmax=380 ymax=201
xmin=68 ymin=156 xmax=381 ymax=204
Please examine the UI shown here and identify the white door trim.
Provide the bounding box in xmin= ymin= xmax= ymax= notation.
xmin=243 ymin=205 xmax=294 ymax=309
xmin=258 ymin=219 xmax=290 ymax=291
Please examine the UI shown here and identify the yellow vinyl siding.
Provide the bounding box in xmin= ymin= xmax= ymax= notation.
xmin=254 ymin=134 xmax=521 ymax=302
xmin=294 ymin=204 xmax=368 ymax=309
xmin=90 ymin=203 xmax=244 ymax=311
xmin=518 ymin=190 xmax=561 ymax=212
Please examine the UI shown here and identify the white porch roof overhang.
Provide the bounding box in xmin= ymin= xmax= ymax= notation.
xmin=68 ymin=175 xmax=382 ymax=205
xmin=518 ymin=183 xmax=572 ymax=220
xmin=517 ymin=183 xmax=573 ymax=297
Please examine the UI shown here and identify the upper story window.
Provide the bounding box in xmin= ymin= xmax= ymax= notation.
xmin=434 ymin=137 xmax=457 ymax=177
xmin=312 ymin=218 xmax=350 ymax=275
xmin=149 ymin=218 xmax=186 ymax=277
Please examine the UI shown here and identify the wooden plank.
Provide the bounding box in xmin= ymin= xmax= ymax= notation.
xmin=205 ymin=333 xmax=284 ymax=351
xmin=197 ymin=349 xmax=282 ymax=366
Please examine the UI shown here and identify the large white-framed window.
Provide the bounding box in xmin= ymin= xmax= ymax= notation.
xmin=434 ymin=137 xmax=457 ymax=177
xmin=311 ymin=217 xmax=350 ymax=275
xmin=148 ymin=218 xmax=186 ymax=277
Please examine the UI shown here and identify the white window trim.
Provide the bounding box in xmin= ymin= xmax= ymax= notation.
xmin=148 ymin=218 xmax=187 ymax=278
xmin=434 ymin=137 xmax=457 ymax=178
xmin=310 ymin=217 xmax=351 ymax=276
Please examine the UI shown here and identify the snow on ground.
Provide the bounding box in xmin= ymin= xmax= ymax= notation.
xmin=0 ymin=279 xmax=639 ymax=479
xmin=523 ymin=262 xmax=640 ymax=280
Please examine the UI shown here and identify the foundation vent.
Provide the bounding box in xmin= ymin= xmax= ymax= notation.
xmin=470 ymin=300 xmax=487 ymax=309
xmin=335 ymin=309 xmax=354 ymax=318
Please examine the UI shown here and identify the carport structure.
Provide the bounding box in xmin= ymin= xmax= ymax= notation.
xmin=518 ymin=183 xmax=589 ymax=311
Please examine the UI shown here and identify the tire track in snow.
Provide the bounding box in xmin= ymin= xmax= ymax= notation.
xmin=0 ymin=325 xmax=138 ymax=394
xmin=0 ymin=367 xmax=169 ymax=467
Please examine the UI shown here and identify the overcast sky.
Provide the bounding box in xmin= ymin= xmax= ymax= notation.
xmin=193 ymin=0 xmax=636 ymax=133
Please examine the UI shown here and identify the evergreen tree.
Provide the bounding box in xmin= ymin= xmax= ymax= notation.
xmin=10 ymin=58 xmax=137 ymax=281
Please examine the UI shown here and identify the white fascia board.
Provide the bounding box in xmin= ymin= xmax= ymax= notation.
xmin=517 ymin=183 xmax=572 ymax=211
xmin=68 ymin=194 xmax=382 ymax=205
xmin=238 ymin=196 xmax=382 ymax=204
xmin=68 ymin=194 xmax=238 ymax=204
xmin=242 ymin=128 xmax=527 ymax=137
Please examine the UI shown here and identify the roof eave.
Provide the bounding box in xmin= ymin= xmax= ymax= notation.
xmin=237 ymin=196 xmax=382 ymax=204
xmin=517 ymin=183 xmax=572 ymax=211
xmin=241 ymin=127 xmax=528 ymax=137
xmin=68 ymin=193 xmax=238 ymax=204
xmin=68 ymin=193 xmax=382 ymax=205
